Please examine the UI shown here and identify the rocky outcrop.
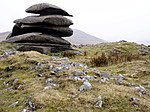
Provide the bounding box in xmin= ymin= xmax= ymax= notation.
xmin=5 ymin=3 xmax=73 ymax=53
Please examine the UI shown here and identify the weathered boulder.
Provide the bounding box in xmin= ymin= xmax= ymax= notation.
xmin=21 ymin=24 xmax=73 ymax=37
xmin=25 ymin=3 xmax=73 ymax=16
xmin=5 ymin=33 xmax=70 ymax=45
xmin=17 ymin=44 xmax=71 ymax=53
xmin=14 ymin=15 xmax=73 ymax=26
xmin=9 ymin=24 xmax=73 ymax=37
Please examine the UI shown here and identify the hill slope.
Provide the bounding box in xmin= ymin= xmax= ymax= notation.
xmin=0 ymin=32 xmax=10 ymax=42
xmin=64 ymin=29 xmax=106 ymax=45
xmin=0 ymin=30 xmax=106 ymax=45
xmin=0 ymin=42 xmax=150 ymax=112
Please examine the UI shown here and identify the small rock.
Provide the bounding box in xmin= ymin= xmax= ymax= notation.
xmin=130 ymin=97 xmax=139 ymax=102
xmin=28 ymin=101 xmax=35 ymax=111
xmin=80 ymin=80 xmax=92 ymax=92
xmin=96 ymin=96 xmax=103 ymax=108
xmin=45 ymin=78 xmax=53 ymax=85
xmin=100 ymin=77 xmax=109 ymax=83
xmin=148 ymin=82 xmax=150 ymax=88
xmin=52 ymin=67 xmax=63 ymax=73
xmin=36 ymin=62 xmax=45 ymax=69
xmin=9 ymin=101 xmax=18 ymax=107
xmin=38 ymin=73 xmax=43 ymax=77
xmin=115 ymin=74 xmax=124 ymax=85
xmin=135 ymin=85 xmax=146 ymax=96
xmin=13 ymin=78 xmax=20 ymax=86
xmin=22 ymin=109 xmax=30 ymax=112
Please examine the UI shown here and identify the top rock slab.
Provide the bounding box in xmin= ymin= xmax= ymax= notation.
xmin=25 ymin=3 xmax=73 ymax=17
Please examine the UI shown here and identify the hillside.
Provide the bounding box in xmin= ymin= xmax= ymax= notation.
xmin=0 ymin=32 xmax=10 ymax=42
xmin=0 ymin=42 xmax=150 ymax=112
xmin=64 ymin=29 xmax=106 ymax=45
xmin=0 ymin=30 xmax=106 ymax=45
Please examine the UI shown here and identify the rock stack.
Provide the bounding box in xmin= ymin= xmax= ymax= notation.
xmin=6 ymin=3 xmax=73 ymax=53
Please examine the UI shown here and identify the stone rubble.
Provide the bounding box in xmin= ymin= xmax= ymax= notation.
xmin=44 ymin=78 xmax=58 ymax=89
xmin=0 ymin=48 xmax=17 ymax=58
xmin=135 ymin=85 xmax=147 ymax=96
xmin=8 ymin=101 xmax=19 ymax=107
xmin=96 ymin=96 xmax=103 ymax=108
xmin=80 ymin=80 xmax=92 ymax=92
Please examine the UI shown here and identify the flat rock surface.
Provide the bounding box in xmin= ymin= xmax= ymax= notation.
xmin=5 ymin=33 xmax=71 ymax=44
xmin=14 ymin=15 xmax=73 ymax=26
xmin=25 ymin=3 xmax=72 ymax=16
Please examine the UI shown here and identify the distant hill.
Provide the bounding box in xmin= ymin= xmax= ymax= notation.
xmin=0 ymin=31 xmax=10 ymax=42
xmin=64 ymin=29 xmax=106 ymax=45
xmin=0 ymin=29 xmax=106 ymax=45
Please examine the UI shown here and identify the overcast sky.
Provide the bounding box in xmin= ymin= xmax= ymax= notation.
xmin=0 ymin=0 xmax=150 ymax=43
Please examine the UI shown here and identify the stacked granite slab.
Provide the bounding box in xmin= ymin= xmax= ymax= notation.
xmin=6 ymin=3 xmax=73 ymax=53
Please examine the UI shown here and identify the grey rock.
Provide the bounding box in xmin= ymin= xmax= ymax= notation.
xmin=91 ymin=68 xmax=101 ymax=76
xmin=28 ymin=101 xmax=35 ymax=111
xmin=0 ymin=49 xmax=16 ymax=58
xmin=5 ymin=33 xmax=71 ymax=44
xmin=9 ymin=101 xmax=18 ymax=107
xmin=135 ymin=85 xmax=147 ymax=96
xmin=101 ymin=72 xmax=110 ymax=78
xmin=13 ymin=78 xmax=20 ymax=86
xmin=25 ymin=3 xmax=73 ymax=16
xmin=36 ymin=62 xmax=46 ymax=69
xmin=13 ymin=24 xmax=73 ymax=37
xmin=100 ymin=77 xmax=109 ymax=83
xmin=130 ymin=97 xmax=139 ymax=102
xmin=44 ymin=84 xmax=58 ymax=90
xmin=22 ymin=109 xmax=30 ymax=112
xmin=45 ymin=78 xmax=58 ymax=89
xmin=14 ymin=15 xmax=73 ymax=26
xmin=96 ymin=96 xmax=103 ymax=108
xmin=8 ymin=23 xmax=22 ymax=38
xmin=46 ymin=78 xmax=53 ymax=85
xmin=80 ymin=80 xmax=92 ymax=92
xmin=16 ymin=44 xmax=71 ymax=53
xmin=148 ymin=82 xmax=150 ymax=88
xmin=52 ymin=67 xmax=63 ymax=73
xmin=115 ymin=74 xmax=124 ymax=85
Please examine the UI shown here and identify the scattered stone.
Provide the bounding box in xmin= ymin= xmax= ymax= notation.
xmin=135 ymin=85 xmax=147 ymax=96
xmin=52 ymin=67 xmax=63 ymax=73
xmin=91 ymin=68 xmax=101 ymax=76
xmin=101 ymin=72 xmax=110 ymax=78
xmin=96 ymin=96 xmax=103 ymax=108
xmin=119 ymin=40 xmax=127 ymax=42
xmin=46 ymin=78 xmax=53 ymax=85
xmin=36 ymin=62 xmax=46 ymax=69
xmin=100 ymin=77 xmax=109 ymax=83
xmin=148 ymin=82 xmax=150 ymax=88
xmin=22 ymin=109 xmax=30 ymax=112
xmin=115 ymin=74 xmax=124 ymax=85
xmin=44 ymin=78 xmax=58 ymax=89
xmin=130 ymin=97 xmax=139 ymax=102
xmin=0 ymin=78 xmax=4 ymax=81
xmin=28 ymin=101 xmax=35 ymax=111
xmin=38 ymin=73 xmax=43 ymax=77
xmin=139 ymin=46 xmax=149 ymax=55
xmin=80 ymin=80 xmax=92 ymax=92
xmin=70 ymin=75 xmax=94 ymax=81
xmin=0 ymin=49 xmax=16 ymax=58
xmin=9 ymin=101 xmax=18 ymax=107
xmin=13 ymin=78 xmax=20 ymax=86
xmin=130 ymin=97 xmax=140 ymax=107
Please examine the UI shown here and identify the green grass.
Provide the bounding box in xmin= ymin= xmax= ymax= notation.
xmin=0 ymin=42 xmax=150 ymax=112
